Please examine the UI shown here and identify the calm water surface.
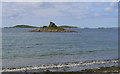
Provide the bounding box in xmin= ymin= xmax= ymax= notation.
xmin=2 ymin=28 xmax=118 ymax=68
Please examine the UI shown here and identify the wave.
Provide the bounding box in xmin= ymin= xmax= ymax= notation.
xmin=2 ymin=59 xmax=119 ymax=72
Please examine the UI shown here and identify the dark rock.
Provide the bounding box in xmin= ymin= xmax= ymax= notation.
xmin=43 ymin=26 xmax=47 ymax=28
xmin=48 ymin=22 xmax=57 ymax=27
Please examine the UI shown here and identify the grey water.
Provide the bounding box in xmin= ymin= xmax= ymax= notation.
xmin=2 ymin=28 xmax=118 ymax=69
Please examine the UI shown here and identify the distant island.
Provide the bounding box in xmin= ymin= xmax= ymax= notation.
xmin=98 ymin=27 xmax=120 ymax=29
xmin=59 ymin=25 xmax=79 ymax=28
xmin=5 ymin=25 xmax=39 ymax=28
xmin=30 ymin=22 xmax=77 ymax=32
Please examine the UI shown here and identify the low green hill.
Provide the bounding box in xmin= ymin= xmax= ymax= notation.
xmin=5 ymin=25 xmax=39 ymax=28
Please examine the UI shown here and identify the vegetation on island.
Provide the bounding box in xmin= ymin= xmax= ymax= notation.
xmin=30 ymin=22 xmax=77 ymax=32
xmin=5 ymin=25 xmax=39 ymax=28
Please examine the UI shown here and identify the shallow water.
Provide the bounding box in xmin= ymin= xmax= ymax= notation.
xmin=2 ymin=59 xmax=119 ymax=72
xmin=2 ymin=28 xmax=118 ymax=70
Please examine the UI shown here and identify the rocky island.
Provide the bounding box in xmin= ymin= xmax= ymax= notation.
xmin=30 ymin=22 xmax=76 ymax=32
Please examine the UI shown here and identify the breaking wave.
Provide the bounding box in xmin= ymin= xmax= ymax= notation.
xmin=2 ymin=59 xmax=119 ymax=72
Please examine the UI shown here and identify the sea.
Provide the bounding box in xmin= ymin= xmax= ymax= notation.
xmin=2 ymin=28 xmax=118 ymax=72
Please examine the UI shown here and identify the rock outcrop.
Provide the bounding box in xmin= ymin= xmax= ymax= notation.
xmin=29 ymin=22 xmax=76 ymax=32
xmin=48 ymin=22 xmax=57 ymax=27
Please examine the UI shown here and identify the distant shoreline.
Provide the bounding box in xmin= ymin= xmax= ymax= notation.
xmin=4 ymin=25 xmax=39 ymax=28
xmin=97 ymin=27 xmax=120 ymax=29
xmin=59 ymin=25 xmax=79 ymax=28
xmin=4 ymin=25 xmax=79 ymax=29
xmin=4 ymin=26 xmax=119 ymax=29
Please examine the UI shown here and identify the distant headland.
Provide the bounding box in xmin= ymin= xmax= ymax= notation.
xmin=97 ymin=27 xmax=120 ymax=29
xmin=29 ymin=22 xmax=77 ymax=32
xmin=4 ymin=25 xmax=39 ymax=28
xmin=4 ymin=24 xmax=79 ymax=29
xmin=59 ymin=25 xmax=79 ymax=28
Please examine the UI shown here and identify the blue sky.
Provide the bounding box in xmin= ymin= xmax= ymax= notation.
xmin=2 ymin=2 xmax=118 ymax=28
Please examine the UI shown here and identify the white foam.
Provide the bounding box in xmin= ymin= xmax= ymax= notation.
xmin=2 ymin=59 xmax=119 ymax=72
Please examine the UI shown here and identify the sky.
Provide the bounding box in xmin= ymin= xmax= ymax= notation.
xmin=2 ymin=2 xmax=118 ymax=28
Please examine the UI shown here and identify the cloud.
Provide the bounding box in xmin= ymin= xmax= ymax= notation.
xmin=94 ymin=14 xmax=101 ymax=17
xmin=1 ymin=0 xmax=119 ymax=2
xmin=95 ymin=2 xmax=104 ymax=6
xmin=116 ymin=8 xmax=118 ymax=12
xmin=2 ymin=2 xmax=118 ymax=21
xmin=104 ymin=2 xmax=117 ymax=12
xmin=32 ymin=8 xmax=64 ymax=17
xmin=3 ymin=7 xmax=27 ymax=19
xmin=2 ymin=2 xmax=92 ymax=20
xmin=77 ymin=15 xmax=88 ymax=19
xmin=2 ymin=2 xmax=118 ymax=28
xmin=2 ymin=2 xmax=44 ymax=19
xmin=104 ymin=7 xmax=112 ymax=11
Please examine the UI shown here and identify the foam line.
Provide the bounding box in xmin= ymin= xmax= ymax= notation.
xmin=2 ymin=59 xmax=119 ymax=72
